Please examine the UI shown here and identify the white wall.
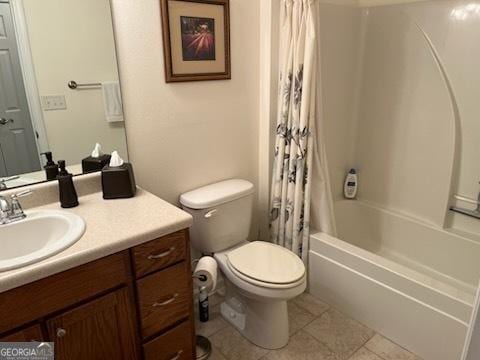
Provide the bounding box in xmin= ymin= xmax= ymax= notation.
xmin=22 ymin=0 xmax=128 ymax=165
xmin=111 ymin=0 xmax=260 ymax=236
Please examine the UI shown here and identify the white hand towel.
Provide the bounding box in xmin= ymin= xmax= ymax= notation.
xmin=101 ymin=81 xmax=124 ymax=123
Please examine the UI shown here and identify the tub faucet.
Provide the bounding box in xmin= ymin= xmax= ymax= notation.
xmin=476 ymin=186 xmax=480 ymax=213
xmin=0 ymin=189 xmax=33 ymax=225
xmin=450 ymin=182 xmax=480 ymax=220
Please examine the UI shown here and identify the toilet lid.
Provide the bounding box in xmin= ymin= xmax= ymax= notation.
xmin=227 ymin=241 xmax=305 ymax=284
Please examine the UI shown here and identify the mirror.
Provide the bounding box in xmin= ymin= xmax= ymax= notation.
xmin=0 ymin=0 xmax=128 ymax=190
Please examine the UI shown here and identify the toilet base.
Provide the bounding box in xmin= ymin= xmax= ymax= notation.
xmin=220 ymin=284 xmax=289 ymax=349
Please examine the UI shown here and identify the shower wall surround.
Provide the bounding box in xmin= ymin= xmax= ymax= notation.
xmin=319 ymin=0 xmax=480 ymax=235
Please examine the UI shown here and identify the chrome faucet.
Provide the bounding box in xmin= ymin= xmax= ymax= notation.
xmin=476 ymin=186 xmax=480 ymax=213
xmin=0 ymin=189 xmax=33 ymax=225
xmin=450 ymin=182 xmax=480 ymax=220
xmin=0 ymin=176 xmax=20 ymax=190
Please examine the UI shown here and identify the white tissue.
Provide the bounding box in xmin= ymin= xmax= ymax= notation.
xmin=91 ymin=143 xmax=103 ymax=158
xmin=109 ymin=151 xmax=124 ymax=167
xmin=194 ymin=256 xmax=218 ymax=292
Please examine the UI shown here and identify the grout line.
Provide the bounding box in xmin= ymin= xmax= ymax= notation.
xmin=341 ymin=329 xmax=377 ymax=360
xmin=213 ymin=344 xmax=231 ymax=360
xmin=364 ymin=337 xmax=423 ymax=360
xmin=348 ymin=347 xmax=385 ymax=360
xmin=298 ymin=305 xmax=377 ymax=360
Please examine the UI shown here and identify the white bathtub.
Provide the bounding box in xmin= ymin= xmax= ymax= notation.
xmin=309 ymin=200 xmax=480 ymax=360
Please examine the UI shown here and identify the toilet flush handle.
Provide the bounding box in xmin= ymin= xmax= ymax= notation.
xmin=204 ymin=209 xmax=218 ymax=218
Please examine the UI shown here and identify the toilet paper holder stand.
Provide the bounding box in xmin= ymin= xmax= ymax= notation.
xmin=193 ymin=274 xmax=208 ymax=282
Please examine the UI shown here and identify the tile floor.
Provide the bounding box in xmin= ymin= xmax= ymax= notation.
xmin=195 ymin=292 xmax=422 ymax=360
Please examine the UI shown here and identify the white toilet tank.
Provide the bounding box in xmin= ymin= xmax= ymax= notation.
xmin=180 ymin=179 xmax=254 ymax=253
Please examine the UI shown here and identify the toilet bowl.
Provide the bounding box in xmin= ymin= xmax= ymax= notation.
xmin=180 ymin=179 xmax=306 ymax=349
xmin=214 ymin=241 xmax=306 ymax=349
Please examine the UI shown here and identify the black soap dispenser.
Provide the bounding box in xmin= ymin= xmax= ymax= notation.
xmin=57 ymin=160 xmax=79 ymax=208
xmin=101 ymin=151 xmax=136 ymax=199
xmin=41 ymin=151 xmax=59 ymax=181
xmin=82 ymin=143 xmax=111 ymax=174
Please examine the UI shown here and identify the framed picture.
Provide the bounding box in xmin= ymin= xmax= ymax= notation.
xmin=160 ymin=0 xmax=231 ymax=82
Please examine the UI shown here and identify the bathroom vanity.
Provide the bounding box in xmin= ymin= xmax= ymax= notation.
xmin=0 ymin=174 xmax=195 ymax=360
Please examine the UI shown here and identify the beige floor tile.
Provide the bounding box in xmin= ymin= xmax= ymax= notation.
xmin=209 ymin=346 xmax=228 ymax=360
xmin=210 ymin=325 xmax=270 ymax=360
xmin=209 ymin=291 xmax=226 ymax=307
xmin=288 ymin=301 xmax=317 ymax=335
xmin=262 ymin=330 xmax=336 ymax=360
xmin=195 ymin=304 xmax=228 ymax=338
xmin=365 ymin=334 xmax=422 ymax=360
xmin=304 ymin=309 xmax=375 ymax=360
xmin=292 ymin=293 xmax=330 ymax=316
xmin=349 ymin=347 xmax=384 ymax=360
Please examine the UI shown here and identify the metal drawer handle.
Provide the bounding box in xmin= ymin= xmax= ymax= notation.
xmin=56 ymin=328 xmax=67 ymax=338
xmin=153 ymin=293 xmax=179 ymax=307
xmin=147 ymin=247 xmax=175 ymax=260
xmin=169 ymin=350 xmax=183 ymax=360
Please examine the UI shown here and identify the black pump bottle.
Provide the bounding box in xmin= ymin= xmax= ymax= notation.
xmin=41 ymin=152 xmax=59 ymax=181
xmin=57 ymin=160 xmax=79 ymax=208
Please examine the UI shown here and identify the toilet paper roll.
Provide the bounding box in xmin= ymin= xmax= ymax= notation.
xmin=194 ymin=256 xmax=218 ymax=292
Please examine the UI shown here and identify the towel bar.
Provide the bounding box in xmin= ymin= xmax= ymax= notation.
xmin=68 ymin=80 xmax=101 ymax=89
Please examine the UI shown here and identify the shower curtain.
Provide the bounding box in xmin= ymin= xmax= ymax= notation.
xmin=270 ymin=0 xmax=335 ymax=261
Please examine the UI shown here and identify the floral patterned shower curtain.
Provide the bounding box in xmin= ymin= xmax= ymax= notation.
xmin=270 ymin=0 xmax=333 ymax=261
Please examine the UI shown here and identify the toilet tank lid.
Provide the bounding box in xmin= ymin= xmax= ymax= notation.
xmin=180 ymin=179 xmax=254 ymax=209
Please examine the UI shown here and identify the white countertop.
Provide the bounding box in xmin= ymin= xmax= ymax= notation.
xmin=0 ymin=187 xmax=193 ymax=293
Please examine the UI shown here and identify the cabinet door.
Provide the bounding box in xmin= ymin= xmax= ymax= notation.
xmin=1 ymin=324 xmax=44 ymax=342
xmin=46 ymin=288 xmax=138 ymax=360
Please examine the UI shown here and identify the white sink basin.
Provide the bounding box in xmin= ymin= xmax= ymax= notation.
xmin=0 ymin=210 xmax=85 ymax=272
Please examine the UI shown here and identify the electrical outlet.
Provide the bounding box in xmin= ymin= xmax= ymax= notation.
xmin=42 ymin=95 xmax=67 ymax=111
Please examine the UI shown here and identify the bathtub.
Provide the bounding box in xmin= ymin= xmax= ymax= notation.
xmin=309 ymin=200 xmax=480 ymax=360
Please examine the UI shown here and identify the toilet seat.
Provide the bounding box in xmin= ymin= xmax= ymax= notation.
xmin=225 ymin=241 xmax=306 ymax=289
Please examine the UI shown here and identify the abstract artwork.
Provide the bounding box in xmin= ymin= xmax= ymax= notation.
xmin=181 ymin=16 xmax=216 ymax=61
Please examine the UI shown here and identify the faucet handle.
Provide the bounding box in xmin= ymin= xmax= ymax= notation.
xmin=10 ymin=189 xmax=32 ymax=220
xmin=11 ymin=189 xmax=33 ymax=199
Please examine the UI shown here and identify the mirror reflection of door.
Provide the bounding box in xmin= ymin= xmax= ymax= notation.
xmin=0 ymin=2 xmax=40 ymax=177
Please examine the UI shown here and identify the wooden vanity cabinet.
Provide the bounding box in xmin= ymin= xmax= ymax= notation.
xmin=45 ymin=288 xmax=138 ymax=360
xmin=1 ymin=324 xmax=43 ymax=342
xmin=0 ymin=229 xmax=196 ymax=360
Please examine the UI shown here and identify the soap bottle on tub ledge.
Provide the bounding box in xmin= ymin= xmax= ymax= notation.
xmin=344 ymin=168 xmax=358 ymax=199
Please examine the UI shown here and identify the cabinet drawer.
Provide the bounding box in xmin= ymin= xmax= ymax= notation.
xmin=143 ymin=321 xmax=194 ymax=360
xmin=1 ymin=324 xmax=44 ymax=342
xmin=132 ymin=230 xmax=187 ymax=278
xmin=136 ymin=262 xmax=190 ymax=339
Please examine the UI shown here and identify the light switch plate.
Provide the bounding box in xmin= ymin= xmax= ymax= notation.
xmin=42 ymin=95 xmax=67 ymax=111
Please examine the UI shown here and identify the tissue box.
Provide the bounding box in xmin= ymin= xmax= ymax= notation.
xmin=82 ymin=154 xmax=111 ymax=174
xmin=101 ymin=162 xmax=136 ymax=199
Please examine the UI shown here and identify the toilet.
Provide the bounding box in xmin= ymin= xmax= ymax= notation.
xmin=180 ymin=179 xmax=306 ymax=349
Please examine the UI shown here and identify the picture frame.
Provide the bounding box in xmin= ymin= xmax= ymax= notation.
xmin=160 ymin=0 xmax=231 ymax=83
